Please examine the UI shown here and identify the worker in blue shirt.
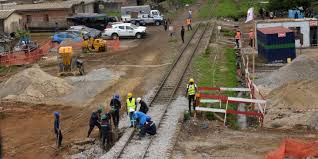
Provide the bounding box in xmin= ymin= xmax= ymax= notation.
xmin=54 ymin=112 xmax=63 ymax=148
xmin=133 ymin=111 xmax=156 ymax=138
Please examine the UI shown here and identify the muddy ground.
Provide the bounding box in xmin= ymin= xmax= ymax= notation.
xmin=172 ymin=119 xmax=318 ymax=159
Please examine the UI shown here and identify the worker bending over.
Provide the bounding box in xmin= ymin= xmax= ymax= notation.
xmin=186 ymin=78 xmax=197 ymax=116
xmin=126 ymin=93 xmax=137 ymax=127
xmin=87 ymin=106 xmax=103 ymax=138
xmin=54 ymin=112 xmax=63 ymax=148
xmin=133 ymin=111 xmax=156 ymax=139
xmin=110 ymin=94 xmax=121 ymax=128
xmin=137 ymin=97 xmax=149 ymax=114
xmin=101 ymin=112 xmax=112 ymax=149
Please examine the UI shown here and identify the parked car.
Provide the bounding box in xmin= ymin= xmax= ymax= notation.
xmin=130 ymin=19 xmax=146 ymax=26
xmin=52 ymin=32 xmax=82 ymax=44
xmin=68 ymin=25 xmax=101 ymax=38
xmin=102 ymin=23 xmax=147 ymax=39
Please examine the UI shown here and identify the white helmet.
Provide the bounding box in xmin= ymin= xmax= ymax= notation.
xmin=129 ymin=108 xmax=135 ymax=112
xmin=137 ymin=97 xmax=141 ymax=103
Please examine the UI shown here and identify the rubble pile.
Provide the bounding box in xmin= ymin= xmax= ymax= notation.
xmin=0 ymin=65 xmax=74 ymax=103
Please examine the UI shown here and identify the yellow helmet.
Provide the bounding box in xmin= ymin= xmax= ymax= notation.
xmin=127 ymin=92 xmax=133 ymax=98
xmin=189 ymin=78 xmax=194 ymax=83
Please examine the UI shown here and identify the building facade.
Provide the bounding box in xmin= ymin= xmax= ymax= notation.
xmin=256 ymin=18 xmax=318 ymax=48
xmin=0 ymin=10 xmax=22 ymax=34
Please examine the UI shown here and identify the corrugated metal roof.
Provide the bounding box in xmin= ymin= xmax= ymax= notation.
xmin=0 ymin=9 xmax=15 ymax=19
xmin=258 ymin=26 xmax=292 ymax=34
xmin=2 ymin=0 xmax=96 ymax=11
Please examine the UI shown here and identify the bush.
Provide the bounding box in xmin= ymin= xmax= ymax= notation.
xmin=205 ymin=112 xmax=215 ymax=120
xmin=184 ymin=111 xmax=190 ymax=121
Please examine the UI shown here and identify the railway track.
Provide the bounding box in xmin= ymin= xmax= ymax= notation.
xmin=107 ymin=23 xmax=209 ymax=159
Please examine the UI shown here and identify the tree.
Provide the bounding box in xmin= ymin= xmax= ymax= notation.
xmin=268 ymin=0 xmax=314 ymax=12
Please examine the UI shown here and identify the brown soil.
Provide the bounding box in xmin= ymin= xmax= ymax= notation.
xmin=172 ymin=119 xmax=318 ymax=159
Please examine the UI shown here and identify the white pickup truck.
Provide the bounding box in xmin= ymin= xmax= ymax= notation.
xmin=102 ymin=23 xmax=147 ymax=39
xmin=121 ymin=5 xmax=164 ymax=26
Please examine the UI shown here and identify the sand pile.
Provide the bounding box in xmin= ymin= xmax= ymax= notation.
xmin=0 ymin=66 xmax=74 ymax=103
xmin=265 ymin=80 xmax=318 ymax=129
xmin=256 ymin=53 xmax=318 ymax=92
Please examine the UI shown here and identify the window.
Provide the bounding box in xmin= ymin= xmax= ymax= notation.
xmin=26 ymin=15 xmax=32 ymax=23
xmin=118 ymin=26 xmax=125 ymax=30
xmin=43 ymin=14 xmax=49 ymax=22
xmin=126 ymin=26 xmax=133 ymax=30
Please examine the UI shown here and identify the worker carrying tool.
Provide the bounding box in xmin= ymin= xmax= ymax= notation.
xmin=186 ymin=18 xmax=192 ymax=31
xmin=235 ymin=29 xmax=241 ymax=49
xmin=137 ymin=97 xmax=149 ymax=114
xmin=110 ymin=94 xmax=121 ymax=128
xmin=248 ymin=29 xmax=254 ymax=48
xmin=126 ymin=93 xmax=137 ymax=127
xmin=133 ymin=111 xmax=156 ymax=138
xmin=87 ymin=106 xmax=103 ymax=138
xmin=186 ymin=78 xmax=197 ymax=116
xmin=54 ymin=112 xmax=63 ymax=148
xmin=101 ymin=112 xmax=112 ymax=149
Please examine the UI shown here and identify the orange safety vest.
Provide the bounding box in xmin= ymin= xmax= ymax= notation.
xmin=248 ymin=31 xmax=254 ymax=39
xmin=235 ymin=31 xmax=241 ymax=40
xmin=186 ymin=19 xmax=191 ymax=25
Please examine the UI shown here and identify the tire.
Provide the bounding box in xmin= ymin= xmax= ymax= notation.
xmin=111 ymin=33 xmax=118 ymax=40
xmin=155 ymin=21 xmax=160 ymax=26
xmin=135 ymin=33 xmax=142 ymax=39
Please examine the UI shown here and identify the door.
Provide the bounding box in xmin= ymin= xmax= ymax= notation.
xmin=117 ymin=26 xmax=127 ymax=36
xmin=125 ymin=26 xmax=135 ymax=36
xmin=310 ymin=26 xmax=318 ymax=46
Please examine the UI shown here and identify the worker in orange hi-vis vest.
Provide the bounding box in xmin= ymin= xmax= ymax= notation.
xmin=186 ymin=18 xmax=192 ymax=31
xmin=248 ymin=29 xmax=254 ymax=48
xmin=235 ymin=29 xmax=241 ymax=48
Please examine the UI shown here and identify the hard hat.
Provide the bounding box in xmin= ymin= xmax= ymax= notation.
xmin=54 ymin=111 xmax=60 ymax=117
xmin=189 ymin=78 xmax=194 ymax=83
xmin=114 ymin=94 xmax=120 ymax=100
xmin=97 ymin=105 xmax=103 ymax=113
xmin=127 ymin=92 xmax=132 ymax=98
xmin=101 ymin=114 xmax=107 ymax=120
xmin=137 ymin=97 xmax=141 ymax=103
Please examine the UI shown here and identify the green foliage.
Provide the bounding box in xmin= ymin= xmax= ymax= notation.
xmin=180 ymin=0 xmax=195 ymax=4
xmin=16 ymin=29 xmax=30 ymax=39
xmin=106 ymin=11 xmax=121 ymax=17
xmin=221 ymin=28 xmax=235 ymax=37
xmin=267 ymin=0 xmax=314 ymax=11
xmin=205 ymin=112 xmax=214 ymax=120
xmin=184 ymin=111 xmax=190 ymax=121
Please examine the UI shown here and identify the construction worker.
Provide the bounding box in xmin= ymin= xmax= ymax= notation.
xmin=87 ymin=106 xmax=103 ymax=138
xmin=186 ymin=78 xmax=197 ymax=116
xmin=133 ymin=111 xmax=156 ymax=138
xmin=181 ymin=26 xmax=185 ymax=43
xmin=163 ymin=19 xmax=168 ymax=31
xmin=248 ymin=29 xmax=254 ymax=48
xmin=188 ymin=9 xmax=192 ymax=19
xmin=101 ymin=112 xmax=112 ymax=149
xmin=126 ymin=93 xmax=137 ymax=127
xmin=235 ymin=30 xmax=241 ymax=49
xmin=137 ymin=97 xmax=149 ymax=114
xmin=53 ymin=112 xmax=63 ymax=148
xmin=186 ymin=18 xmax=192 ymax=31
xmin=110 ymin=94 xmax=121 ymax=128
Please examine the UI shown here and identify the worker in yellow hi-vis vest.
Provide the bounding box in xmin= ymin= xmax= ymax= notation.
xmin=186 ymin=78 xmax=197 ymax=116
xmin=126 ymin=92 xmax=137 ymax=127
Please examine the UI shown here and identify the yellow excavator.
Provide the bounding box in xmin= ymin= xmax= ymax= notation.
xmin=58 ymin=46 xmax=84 ymax=76
xmin=82 ymin=37 xmax=107 ymax=52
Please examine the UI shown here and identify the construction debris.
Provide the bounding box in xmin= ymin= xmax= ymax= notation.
xmin=0 ymin=65 xmax=74 ymax=103
xmin=256 ymin=53 xmax=318 ymax=93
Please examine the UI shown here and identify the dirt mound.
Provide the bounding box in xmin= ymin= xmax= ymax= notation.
xmin=265 ymin=80 xmax=318 ymax=129
xmin=256 ymin=53 xmax=318 ymax=92
xmin=0 ymin=66 xmax=74 ymax=103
